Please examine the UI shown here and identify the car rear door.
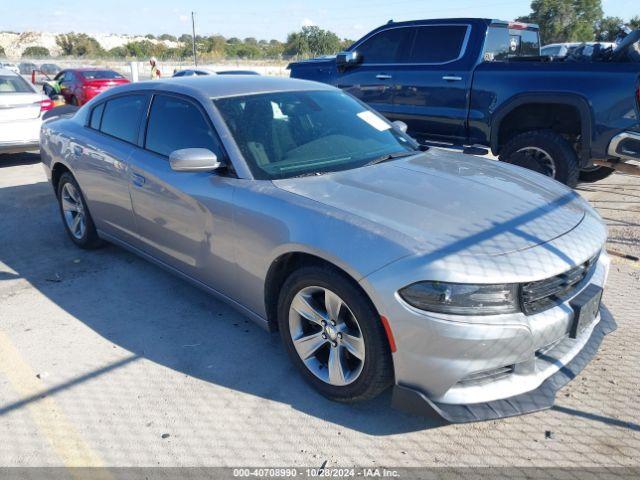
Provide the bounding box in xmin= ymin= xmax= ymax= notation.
xmin=126 ymin=93 xmax=237 ymax=294
xmin=73 ymin=94 xmax=147 ymax=245
xmin=391 ymin=23 xmax=472 ymax=143
xmin=333 ymin=26 xmax=415 ymax=117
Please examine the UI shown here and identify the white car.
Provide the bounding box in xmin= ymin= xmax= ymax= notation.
xmin=541 ymin=42 xmax=616 ymax=58
xmin=0 ymin=62 xmax=20 ymax=74
xmin=0 ymin=68 xmax=52 ymax=154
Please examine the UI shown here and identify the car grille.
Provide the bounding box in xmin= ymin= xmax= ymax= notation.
xmin=520 ymin=253 xmax=599 ymax=315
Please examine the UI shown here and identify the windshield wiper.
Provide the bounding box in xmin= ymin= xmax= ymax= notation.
xmin=366 ymin=150 xmax=418 ymax=166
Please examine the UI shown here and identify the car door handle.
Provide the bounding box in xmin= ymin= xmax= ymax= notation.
xmin=132 ymin=173 xmax=146 ymax=187
xmin=73 ymin=145 xmax=83 ymax=156
xmin=376 ymin=74 xmax=393 ymax=80
xmin=442 ymin=75 xmax=463 ymax=82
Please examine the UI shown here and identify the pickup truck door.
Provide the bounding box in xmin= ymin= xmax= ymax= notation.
xmin=334 ymin=26 xmax=415 ymax=118
xmin=391 ymin=24 xmax=472 ymax=143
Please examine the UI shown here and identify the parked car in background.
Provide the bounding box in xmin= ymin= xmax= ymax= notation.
xmin=172 ymin=69 xmax=259 ymax=77
xmin=18 ymin=62 xmax=38 ymax=75
xmin=40 ymin=76 xmax=614 ymax=422
xmin=0 ymin=68 xmax=52 ymax=154
xmin=40 ymin=63 xmax=62 ymax=75
xmin=172 ymin=69 xmax=212 ymax=77
xmin=0 ymin=62 xmax=20 ymax=74
xmin=289 ymin=18 xmax=640 ymax=186
xmin=541 ymin=42 xmax=616 ymax=58
xmin=53 ymin=68 xmax=129 ymax=106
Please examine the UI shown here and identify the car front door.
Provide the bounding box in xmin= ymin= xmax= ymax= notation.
xmin=334 ymin=26 xmax=415 ymax=118
xmin=56 ymin=71 xmax=75 ymax=104
xmin=126 ymin=93 xmax=237 ymax=295
xmin=73 ymin=94 xmax=148 ymax=245
xmin=392 ymin=24 xmax=472 ymax=143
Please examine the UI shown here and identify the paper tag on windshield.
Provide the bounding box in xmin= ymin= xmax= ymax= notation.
xmin=357 ymin=111 xmax=391 ymax=131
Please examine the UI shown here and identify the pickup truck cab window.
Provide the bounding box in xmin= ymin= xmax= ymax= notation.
xmin=409 ymin=25 xmax=469 ymax=63
xmin=357 ymin=27 xmax=414 ymax=64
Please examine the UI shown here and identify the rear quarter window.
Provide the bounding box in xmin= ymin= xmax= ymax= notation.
xmin=99 ymin=94 xmax=146 ymax=144
xmin=89 ymin=103 xmax=105 ymax=130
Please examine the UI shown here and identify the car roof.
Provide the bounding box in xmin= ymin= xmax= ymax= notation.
xmin=112 ymin=75 xmax=336 ymax=99
xmin=0 ymin=67 xmax=19 ymax=75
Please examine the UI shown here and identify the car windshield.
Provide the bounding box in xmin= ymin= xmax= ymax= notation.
xmin=81 ymin=70 xmax=124 ymax=80
xmin=214 ymin=90 xmax=416 ymax=180
xmin=0 ymin=75 xmax=34 ymax=93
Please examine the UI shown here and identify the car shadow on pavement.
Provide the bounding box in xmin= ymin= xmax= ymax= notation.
xmin=0 ymin=181 xmax=442 ymax=435
xmin=0 ymin=152 xmax=41 ymax=168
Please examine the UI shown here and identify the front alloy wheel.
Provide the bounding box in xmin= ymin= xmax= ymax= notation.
xmin=278 ymin=266 xmax=394 ymax=402
xmin=289 ymin=286 xmax=365 ymax=386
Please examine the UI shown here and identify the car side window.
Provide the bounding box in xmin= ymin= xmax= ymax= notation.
xmin=89 ymin=103 xmax=105 ymax=130
xmin=408 ymin=25 xmax=469 ymax=63
xmin=100 ymin=94 xmax=146 ymax=144
xmin=144 ymin=94 xmax=222 ymax=158
xmin=357 ymin=27 xmax=415 ymax=64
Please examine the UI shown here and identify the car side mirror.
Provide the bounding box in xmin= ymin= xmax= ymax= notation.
xmin=336 ymin=51 xmax=361 ymax=69
xmin=169 ymin=148 xmax=224 ymax=172
xmin=392 ymin=120 xmax=408 ymax=133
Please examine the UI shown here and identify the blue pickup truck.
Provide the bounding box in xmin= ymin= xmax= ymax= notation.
xmin=289 ymin=18 xmax=640 ymax=186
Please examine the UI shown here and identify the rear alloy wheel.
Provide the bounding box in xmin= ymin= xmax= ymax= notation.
xmin=499 ymin=130 xmax=580 ymax=187
xmin=57 ymin=172 xmax=103 ymax=249
xmin=278 ymin=266 xmax=393 ymax=402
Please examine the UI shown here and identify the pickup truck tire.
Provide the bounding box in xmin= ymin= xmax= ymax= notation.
xmin=499 ymin=130 xmax=580 ymax=187
xmin=578 ymin=165 xmax=615 ymax=183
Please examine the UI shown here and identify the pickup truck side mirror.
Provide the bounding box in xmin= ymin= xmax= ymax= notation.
xmin=169 ymin=148 xmax=225 ymax=172
xmin=336 ymin=51 xmax=361 ymax=69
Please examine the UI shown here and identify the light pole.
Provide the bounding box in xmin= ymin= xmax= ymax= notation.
xmin=191 ymin=11 xmax=198 ymax=66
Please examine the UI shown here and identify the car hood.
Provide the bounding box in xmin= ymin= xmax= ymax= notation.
xmin=273 ymin=149 xmax=589 ymax=257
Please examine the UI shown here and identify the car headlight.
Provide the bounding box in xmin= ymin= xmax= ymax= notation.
xmin=398 ymin=281 xmax=519 ymax=315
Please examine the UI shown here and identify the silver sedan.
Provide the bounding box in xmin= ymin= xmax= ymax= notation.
xmin=40 ymin=76 xmax=614 ymax=422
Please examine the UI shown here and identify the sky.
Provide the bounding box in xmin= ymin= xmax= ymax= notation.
xmin=2 ymin=0 xmax=638 ymax=41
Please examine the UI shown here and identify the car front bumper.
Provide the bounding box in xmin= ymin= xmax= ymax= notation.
xmin=361 ymin=245 xmax=612 ymax=422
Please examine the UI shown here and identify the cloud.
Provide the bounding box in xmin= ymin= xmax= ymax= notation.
xmin=301 ymin=18 xmax=315 ymax=27
xmin=179 ymin=14 xmax=189 ymax=22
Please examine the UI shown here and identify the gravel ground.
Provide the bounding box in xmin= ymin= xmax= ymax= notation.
xmin=0 ymin=153 xmax=638 ymax=473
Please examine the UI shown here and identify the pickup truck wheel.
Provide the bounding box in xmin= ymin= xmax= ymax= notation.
xmin=578 ymin=164 xmax=615 ymax=183
xmin=499 ymin=130 xmax=580 ymax=187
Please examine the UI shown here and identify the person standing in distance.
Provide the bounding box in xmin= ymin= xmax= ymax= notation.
xmin=150 ymin=57 xmax=161 ymax=79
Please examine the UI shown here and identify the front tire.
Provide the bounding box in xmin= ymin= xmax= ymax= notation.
xmin=499 ymin=130 xmax=580 ymax=187
xmin=57 ymin=172 xmax=103 ymax=249
xmin=278 ymin=265 xmax=393 ymax=402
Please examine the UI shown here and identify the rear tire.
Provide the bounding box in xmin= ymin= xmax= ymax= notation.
xmin=578 ymin=165 xmax=615 ymax=183
xmin=499 ymin=130 xmax=580 ymax=187
xmin=57 ymin=172 xmax=103 ymax=249
xmin=278 ymin=265 xmax=393 ymax=402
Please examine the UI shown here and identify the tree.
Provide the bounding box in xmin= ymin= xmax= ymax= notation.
xmin=630 ymin=16 xmax=640 ymax=30
xmin=518 ymin=0 xmax=603 ymax=43
xmin=22 ymin=46 xmax=50 ymax=58
xmin=56 ymin=33 xmax=104 ymax=57
xmin=595 ymin=16 xmax=624 ymax=41
xmin=0 ymin=46 xmax=6 ymax=58
xmin=200 ymin=35 xmax=226 ymax=57
xmin=159 ymin=34 xmax=177 ymax=42
xmin=178 ymin=34 xmax=192 ymax=44
xmin=284 ymin=26 xmax=341 ymax=57
xmin=145 ymin=34 xmax=155 ymax=39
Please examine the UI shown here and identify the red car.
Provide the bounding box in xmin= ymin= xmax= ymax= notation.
xmin=54 ymin=68 xmax=130 ymax=106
